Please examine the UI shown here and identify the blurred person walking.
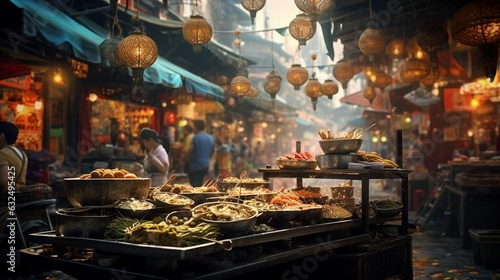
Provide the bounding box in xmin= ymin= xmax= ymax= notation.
xmin=132 ymin=128 xmax=170 ymax=187
xmin=188 ymin=120 xmax=214 ymax=186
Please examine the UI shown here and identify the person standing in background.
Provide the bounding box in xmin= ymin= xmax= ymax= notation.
xmin=188 ymin=120 xmax=214 ymax=186
xmin=180 ymin=124 xmax=194 ymax=173
xmin=132 ymin=128 xmax=170 ymax=187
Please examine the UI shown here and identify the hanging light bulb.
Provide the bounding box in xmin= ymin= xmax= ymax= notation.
xmin=182 ymin=0 xmax=212 ymax=53
xmin=333 ymin=60 xmax=354 ymax=95
xmin=88 ymin=93 xmax=98 ymax=102
xmin=294 ymin=0 xmax=334 ymax=22
xmin=321 ymin=79 xmax=339 ymax=99
xmin=288 ymin=13 xmax=316 ymax=46
xmin=240 ymin=0 xmax=266 ymax=25
xmin=287 ymin=64 xmax=309 ymax=90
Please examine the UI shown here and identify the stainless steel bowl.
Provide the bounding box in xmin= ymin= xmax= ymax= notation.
xmin=316 ymin=153 xmax=359 ymax=169
xmin=56 ymin=210 xmax=113 ymax=238
xmin=63 ymin=178 xmax=151 ymax=207
xmin=276 ymin=158 xmax=317 ymax=170
xmin=319 ymin=139 xmax=363 ymax=154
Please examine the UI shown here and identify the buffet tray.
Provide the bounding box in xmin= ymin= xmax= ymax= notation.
xmin=29 ymin=219 xmax=361 ymax=260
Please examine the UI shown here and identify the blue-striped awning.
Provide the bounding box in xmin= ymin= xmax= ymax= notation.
xmin=10 ymin=0 xmax=224 ymax=100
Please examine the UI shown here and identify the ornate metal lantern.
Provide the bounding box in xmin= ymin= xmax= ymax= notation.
xmin=416 ymin=27 xmax=449 ymax=73
xmin=246 ymin=86 xmax=259 ymax=98
xmin=370 ymin=70 xmax=393 ymax=91
xmin=231 ymin=73 xmax=251 ymax=97
xmin=363 ymin=86 xmax=377 ymax=104
xmin=294 ymin=0 xmax=334 ymax=22
xmin=100 ymin=37 xmax=124 ymax=66
xmin=451 ymin=0 xmax=500 ymax=81
xmin=240 ymin=0 xmax=266 ymax=25
xmin=386 ymin=38 xmax=405 ymax=59
xmin=399 ymin=58 xmax=431 ymax=83
xmin=117 ymin=28 xmax=158 ymax=84
xmin=321 ymin=79 xmax=339 ymax=99
xmin=264 ymin=70 xmax=282 ymax=98
xmin=287 ymin=64 xmax=309 ymax=90
xmin=420 ymin=70 xmax=440 ymax=87
xmin=182 ymin=15 xmax=213 ymax=53
xmin=406 ymin=36 xmax=430 ymax=61
xmin=288 ymin=13 xmax=316 ymax=46
xmin=333 ymin=60 xmax=354 ymax=94
xmin=305 ymin=74 xmax=322 ymax=110
xmin=358 ymin=27 xmax=387 ymax=60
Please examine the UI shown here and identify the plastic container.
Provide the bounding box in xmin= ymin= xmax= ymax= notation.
xmin=469 ymin=229 xmax=500 ymax=269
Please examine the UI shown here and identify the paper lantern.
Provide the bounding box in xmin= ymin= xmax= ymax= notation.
xmin=231 ymin=73 xmax=251 ymax=97
xmin=305 ymin=76 xmax=322 ymax=110
xmin=289 ymin=13 xmax=316 ymax=46
xmin=287 ymin=64 xmax=309 ymax=90
xmin=182 ymin=15 xmax=213 ymax=53
xmin=400 ymin=58 xmax=431 ymax=83
xmin=363 ymin=86 xmax=377 ymax=104
xmin=321 ymin=79 xmax=339 ymax=99
xmin=117 ymin=29 xmax=158 ymax=83
xmin=358 ymin=27 xmax=387 ymax=59
xmin=294 ymin=0 xmax=334 ymax=22
xmin=241 ymin=0 xmax=266 ymax=25
xmin=264 ymin=70 xmax=282 ymax=98
xmin=333 ymin=60 xmax=354 ymax=93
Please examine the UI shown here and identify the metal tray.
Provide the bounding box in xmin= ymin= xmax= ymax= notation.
xmin=29 ymin=219 xmax=361 ymax=260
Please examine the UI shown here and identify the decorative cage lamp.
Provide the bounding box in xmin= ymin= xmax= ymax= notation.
xmin=305 ymin=74 xmax=322 ymax=110
xmin=288 ymin=13 xmax=316 ymax=46
xmin=117 ymin=28 xmax=158 ymax=85
xmin=358 ymin=27 xmax=387 ymax=60
xmin=264 ymin=70 xmax=282 ymax=99
xmin=321 ymin=79 xmax=339 ymax=99
xmin=231 ymin=73 xmax=251 ymax=98
xmin=363 ymin=86 xmax=377 ymax=104
xmin=416 ymin=27 xmax=449 ymax=73
xmin=246 ymin=86 xmax=259 ymax=98
xmin=287 ymin=64 xmax=309 ymax=90
xmin=100 ymin=37 xmax=124 ymax=66
xmin=451 ymin=0 xmax=500 ymax=82
xmin=399 ymin=58 xmax=431 ymax=83
xmin=420 ymin=70 xmax=440 ymax=87
xmin=406 ymin=36 xmax=430 ymax=61
xmin=333 ymin=60 xmax=354 ymax=95
xmin=240 ymin=0 xmax=266 ymax=25
xmin=370 ymin=70 xmax=393 ymax=91
xmin=294 ymin=0 xmax=334 ymax=22
xmin=386 ymin=38 xmax=405 ymax=59
xmin=183 ymin=15 xmax=213 ymax=53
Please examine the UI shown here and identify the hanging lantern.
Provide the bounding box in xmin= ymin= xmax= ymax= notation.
xmin=288 ymin=13 xmax=316 ymax=46
xmin=321 ymin=79 xmax=339 ymax=99
xmin=386 ymin=38 xmax=405 ymax=59
xmin=218 ymin=75 xmax=228 ymax=84
xmin=416 ymin=27 xmax=449 ymax=73
xmin=182 ymin=15 xmax=213 ymax=53
xmin=99 ymin=37 xmax=125 ymax=66
xmin=358 ymin=27 xmax=387 ymax=60
xmin=399 ymin=58 xmax=431 ymax=83
xmin=363 ymin=86 xmax=377 ymax=104
xmin=370 ymin=70 xmax=393 ymax=91
xmin=287 ymin=64 xmax=309 ymax=90
xmin=333 ymin=60 xmax=354 ymax=94
xmin=294 ymin=0 xmax=334 ymax=22
xmin=246 ymin=86 xmax=259 ymax=98
xmin=240 ymin=0 xmax=266 ymax=25
xmin=305 ymin=75 xmax=322 ymax=110
xmin=231 ymin=73 xmax=251 ymax=97
xmin=117 ymin=28 xmax=158 ymax=84
xmin=420 ymin=70 xmax=440 ymax=87
xmin=451 ymin=0 xmax=500 ymax=82
xmin=406 ymin=36 xmax=430 ymax=61
xmin=264 ymin=70 xmax=282 ymax=98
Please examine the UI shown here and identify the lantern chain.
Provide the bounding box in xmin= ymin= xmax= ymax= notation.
xmin=112 ymin=6 xmax=123 ymax=38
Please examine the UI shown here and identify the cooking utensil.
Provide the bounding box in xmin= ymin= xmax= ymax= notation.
xmin=316 ymin=153 xmax=359 ymax=169
xmin=210 ymin=174 xmax=223 ymax=188
xmin=56 ymin=210 xmax=113 ymax=238
xmin=227 ymin=170 xmax=246 ymax=202
xmin=318 ymin=139 xmax=363 ymax=154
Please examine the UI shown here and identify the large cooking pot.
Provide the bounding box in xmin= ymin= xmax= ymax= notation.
xmin=56 ymin=209 xmax=113 ymax=238
xmin=63 ymin=178 xmax=151 ymax=207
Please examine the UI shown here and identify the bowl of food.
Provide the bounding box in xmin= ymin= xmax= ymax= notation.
xmin=63 ymin=178 xmax=151 ymax=207
xmin=151 ymin=192 xmax=195 ymax=209
xmin=191 ymin=202 xmax=259 ymax=234
xmin=276 ymin=158 xmax=317 ymax=170
xmin=316 ymin=153 xmax=359 ymax=169
xmin=56 ymin=209 xmax=114 ymax=238
xmin=114 ymin=198 xmax=157 ymax=219
xmin=319 ymin=139 xmax=363 ymax=154
xmin=372 ymin=200 xmax=403 ymax=217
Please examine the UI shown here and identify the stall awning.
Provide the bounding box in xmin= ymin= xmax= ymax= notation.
xmin=9 ymin=0 xmax=223 ymax=99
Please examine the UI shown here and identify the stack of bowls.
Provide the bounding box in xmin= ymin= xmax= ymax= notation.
xmin=316 ymin=139 xmax=362 ymax=169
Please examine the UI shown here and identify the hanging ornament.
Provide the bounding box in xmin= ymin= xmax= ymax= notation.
xmin=406 ymin=36 xmax=430 ymax=61
xmin=370 ymin=70 xmax=393 ymax=91
xmin=231 ymin=30 xmax=251 ymax=100
xmin=182 ymin=0 xmax=212 ymax=53
xmin=386 ymin=38 xmax=405 ymax=59
xmin=287 ymin=64 xmax=309 ymax=90
xmin=420 ymin=70 xmax=440 ymax=87
xmin=451 ymin=0 xmax=500 ymax=81
xmin=294 ymin=0 xmax=334 ymax=22
xmin=264 ymin=70 xmax=282 ymax=98
xmin=99 ymin=8 xmax=124 ymax=66
xmin=305 ymin=74 xmax=322 ymax=111
xmin=399 ymin=58 xmax=431 ymax=83
xmin=333 ymin=60 xmax=354 ymax=95
xmin=240 ymin=0 xmax=266 ymax=25
xmin=358 ymin=27 xmax=387 ymax=61
xmin=288 ymin=13 xmax=316 ymax=46
xmin=416 ymin=26 xmax=449 ymax=74
xmin=363 ymin=86 xmax=377 ymax=104
xmin=321 ymin=79 xmax=339 ymax=99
